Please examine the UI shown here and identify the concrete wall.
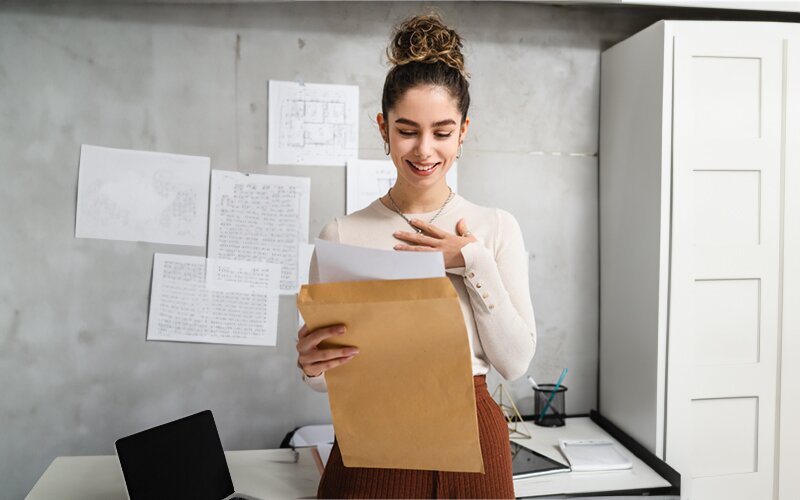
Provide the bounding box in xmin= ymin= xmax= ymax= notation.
xmin=0 ymin=1 xmax=772 ymax=497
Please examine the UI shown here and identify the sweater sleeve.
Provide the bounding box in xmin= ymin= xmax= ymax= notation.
xmin=300 ymin=220 xmax=339 ymax=393
xmin=457 ymin=210 xmax=537 ymax=380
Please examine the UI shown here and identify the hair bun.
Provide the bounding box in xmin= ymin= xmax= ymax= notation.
xmin=388 ymin=14 xmax=467 ymax=77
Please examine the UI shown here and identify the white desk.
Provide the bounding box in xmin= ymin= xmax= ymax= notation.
xmin=27 ymin=420 xmax=673 ymax=499
xmin=511 ymin=417 xmax=673 ymax=498
xmin=26 ymin=448 xmax=320 ymax=500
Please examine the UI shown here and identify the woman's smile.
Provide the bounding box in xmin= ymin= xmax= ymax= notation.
xmin=407 ymin=160 xmax=440 ymax=175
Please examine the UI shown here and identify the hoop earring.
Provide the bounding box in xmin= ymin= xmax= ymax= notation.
xmin=384 ymin=142 xmax=390 ymax=155
xmin=456 ymin=143 xmax=463 ymax=159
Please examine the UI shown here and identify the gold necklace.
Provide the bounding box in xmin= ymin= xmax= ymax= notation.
xmin=386 ymin=187 xmax=454 ymax=233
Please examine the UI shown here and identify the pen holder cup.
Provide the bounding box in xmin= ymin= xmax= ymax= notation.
xmin=533 ymin=384 xmax=567 ymax=427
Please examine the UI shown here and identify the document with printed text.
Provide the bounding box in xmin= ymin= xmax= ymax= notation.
xmin=208 ymin=170 xmax=310 ymax=294
xmin=147 ymin=253 xmax=280 ymax=346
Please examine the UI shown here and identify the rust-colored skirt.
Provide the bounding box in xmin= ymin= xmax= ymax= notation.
xmin=317 ymin=375 xmax=514 ymax=499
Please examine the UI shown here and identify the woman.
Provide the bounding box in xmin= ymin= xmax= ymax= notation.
xmin=296 ymin=13 xmax=537 ymax=499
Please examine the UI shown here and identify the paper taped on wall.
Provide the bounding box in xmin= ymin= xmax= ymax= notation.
xmin=147 ymin=253 xmax=280 ymax=346
xmin=208 ymin=170 xmax=310 ymax=294
xmin=75 ymin=144 xmax=210 ymax=246
xmin=268 ymin=80 xmax=359 ymax=166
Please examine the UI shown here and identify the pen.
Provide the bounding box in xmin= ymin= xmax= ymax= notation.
xmin=537 ymin=367 xmax=568 ymax=422
xmin=527 ymin=376 xmax=539 ymax=390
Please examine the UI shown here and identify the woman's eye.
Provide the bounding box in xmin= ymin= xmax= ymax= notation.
xmin=398 ymin=130 xmax=417 ymax=136
xmin=435 ymin=132 xmax=453 ymax=138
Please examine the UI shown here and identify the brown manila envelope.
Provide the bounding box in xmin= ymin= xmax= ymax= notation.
xmin=297 ymin=277 xmax=484 ymax=473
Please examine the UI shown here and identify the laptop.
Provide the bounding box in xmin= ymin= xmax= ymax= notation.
xmin=115 ymin=410 xmax=261 ymax=500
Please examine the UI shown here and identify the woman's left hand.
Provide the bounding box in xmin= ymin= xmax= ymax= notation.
xmin=393 ymin=218 xmax=476 ymax=268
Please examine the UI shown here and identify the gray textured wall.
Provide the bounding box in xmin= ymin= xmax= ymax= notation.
xmin=0 ymin=1 xmax=708 ymax=497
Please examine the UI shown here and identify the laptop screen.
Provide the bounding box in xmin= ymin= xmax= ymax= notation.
xmin=115 ymin=410 xmax=235 ymax=500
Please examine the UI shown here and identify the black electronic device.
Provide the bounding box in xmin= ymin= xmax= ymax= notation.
xmin=115 ymin=410 xmax=260 ymax=500
xmin=510 ymin=441 xmax=571 ymax=478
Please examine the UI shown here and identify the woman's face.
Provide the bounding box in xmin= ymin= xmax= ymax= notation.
xmin=378 ymin=85 xmax=469 ymax=194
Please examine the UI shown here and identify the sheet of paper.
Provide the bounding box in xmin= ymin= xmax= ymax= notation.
xmin=297 ymin=277 xmax=483 ymax=472
xmin=297 ymin=243 xmax=314 ymax=291
xmin=297 ymin=243 xmax=315 ymax=326
xmin=313 ymin=239 xmax=445 ymax=283
xmin=147 ymin=253 xmax=280 ymax=346
xmin=75 ymin=144 xmax=210 ymax=245
xmin=289 ymin=424 xmax=334 ymax=447
xmin=346 ymin=159 xmax=458 ymax=214
xmin=208 ymin=170 xmax=310 ymax=294
xmin=268 ymin=80 xmax=359 ymax=166
xmin=317 ymin=443 xmax=333 ymax=467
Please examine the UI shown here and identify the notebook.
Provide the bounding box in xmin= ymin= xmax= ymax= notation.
xmin=558 ymin=438 xmax=633 ymax=472
xmin=115 ymin=410 xmax=262 ymax=500
xmin=510 ymin=442 xmax=571 ymax=478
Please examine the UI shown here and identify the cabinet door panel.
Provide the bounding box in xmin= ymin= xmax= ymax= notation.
xmin=779 ymin=35 xmax=800 ymax=500
xmin=669 ymin=33 xmax=782 ymax=499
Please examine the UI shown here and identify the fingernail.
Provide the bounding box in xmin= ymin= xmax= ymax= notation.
xmin=336 ymin=326 xmax=346 ymax=333
xmin=394 ymin=245 xmax=401 ymax=250
xmin=347 ymin=348 xmax=360 ymax=355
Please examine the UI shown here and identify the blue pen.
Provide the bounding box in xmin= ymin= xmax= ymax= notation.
xmin=538 ymin=367 xmax=568 ymax=422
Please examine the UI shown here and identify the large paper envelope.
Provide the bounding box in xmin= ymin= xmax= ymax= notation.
xmin=297 ymin=277 xmax=484 ymax=473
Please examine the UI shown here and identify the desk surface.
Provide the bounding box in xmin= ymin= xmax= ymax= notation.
xmin=26 ymin=448 xmax=320 ymax=500
xmin=511 ymin=417 xmax=672 ymax=498
xmin=27 ymin=419 xmax=672 ymax=499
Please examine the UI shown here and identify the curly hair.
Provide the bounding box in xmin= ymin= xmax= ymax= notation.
xmin=382 ymin=13 xmax=470 ymax=123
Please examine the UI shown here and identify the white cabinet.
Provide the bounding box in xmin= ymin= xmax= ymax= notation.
xmin=599 ymin=20 xmax=800 ymax=500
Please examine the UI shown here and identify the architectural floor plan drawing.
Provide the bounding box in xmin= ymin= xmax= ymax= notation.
xmin=268 ymin=80 xmax=359 ymax=166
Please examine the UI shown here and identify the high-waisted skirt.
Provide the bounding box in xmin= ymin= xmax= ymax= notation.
xmin=317 ymin=375 xmax=514 ymax=499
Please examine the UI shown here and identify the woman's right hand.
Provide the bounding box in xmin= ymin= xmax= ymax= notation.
xmin=296 ymin=324 xmax=359 ymax=378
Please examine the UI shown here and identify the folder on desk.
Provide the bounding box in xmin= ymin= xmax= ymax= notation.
xmin=297 ymin=277 xmax=483 ymax=473
xmin=558 ymin=439 xmax=633 ymax=472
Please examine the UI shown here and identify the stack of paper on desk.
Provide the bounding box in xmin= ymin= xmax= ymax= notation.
xmin=297 ymin=276 xmax=483 ymax=473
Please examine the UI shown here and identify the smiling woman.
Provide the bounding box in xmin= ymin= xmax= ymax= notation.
xmin=379 ymin=85 xmax=466 ymax=223
xmin=295 ymin=13 xmax=537 ymax=499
